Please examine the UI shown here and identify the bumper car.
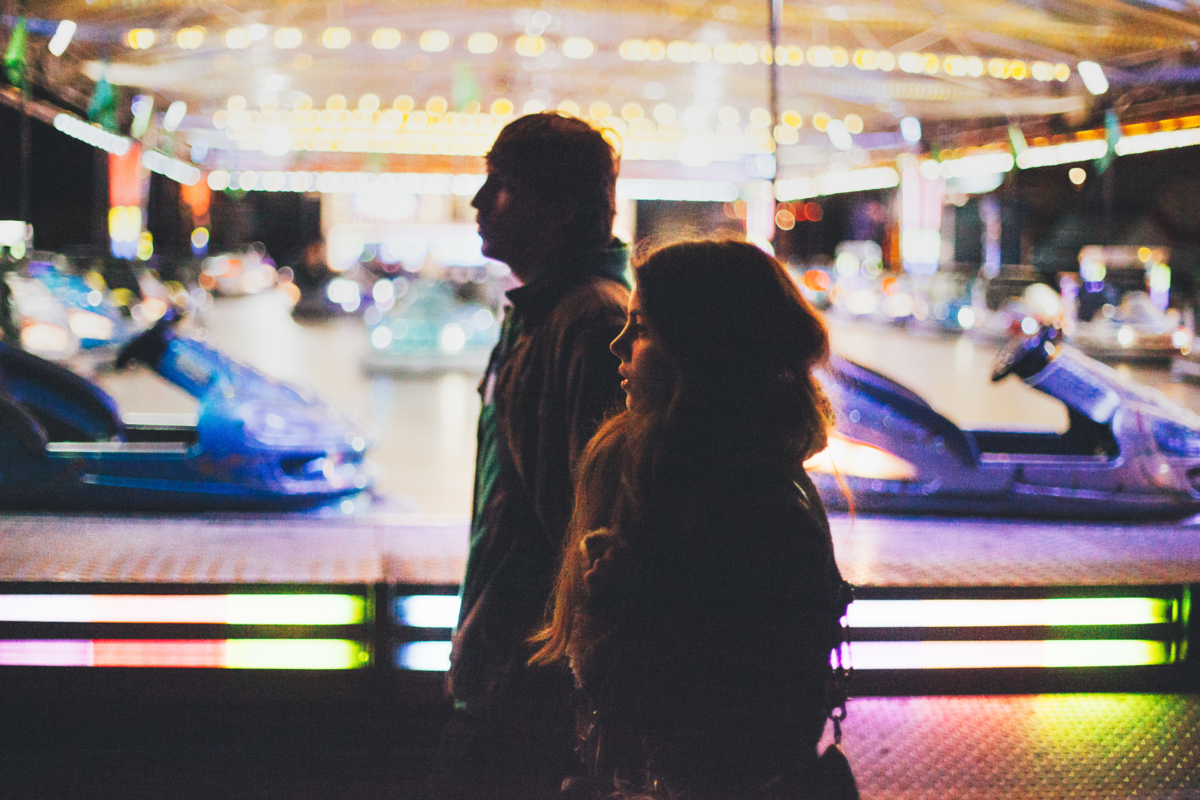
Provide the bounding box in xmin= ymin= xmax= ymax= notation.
xmin=361 ymin=278 xmax=499 ymax=374
xmin=0 ymin=311 xmax=374 ymax=511
xmin=1071 ymin=292 xmax=1189 ymax=364
xmin=809 ymin=325 xmax=1200 ymax=519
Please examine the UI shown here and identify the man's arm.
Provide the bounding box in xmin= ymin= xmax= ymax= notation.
xmin=529 ymin=285 xmax=628 ymax=545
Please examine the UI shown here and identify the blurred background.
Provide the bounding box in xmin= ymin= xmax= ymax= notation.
xmin=7 ymin=0 xmax=1200 ymax=515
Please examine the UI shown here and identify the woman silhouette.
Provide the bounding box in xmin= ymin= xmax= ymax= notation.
xmin=532 ymin=239 xmax=855 ymax=799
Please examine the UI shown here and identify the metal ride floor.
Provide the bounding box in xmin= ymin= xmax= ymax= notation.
xmin=3 ymin=510 xmax=1200 ymax=587
xmin=3 ymin=507 xmax=1200 ymax=799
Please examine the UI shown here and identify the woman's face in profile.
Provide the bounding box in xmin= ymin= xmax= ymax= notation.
xmin=611 ymin=288 xmax=677 ymax=412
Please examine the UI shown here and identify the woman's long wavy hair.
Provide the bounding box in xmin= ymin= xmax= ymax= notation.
xmin=531 ymin=239 xmax=835 ymax=668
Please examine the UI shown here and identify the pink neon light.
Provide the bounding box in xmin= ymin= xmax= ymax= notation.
xmin=0 ymin=640 xmax=91 ymax=666
xmin=93 ymin=640 xmax=227 ymax=668
xmin=91 ymin=596 xmax=228 ymax=623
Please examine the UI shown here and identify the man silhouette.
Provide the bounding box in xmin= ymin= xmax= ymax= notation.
xmin=429 ymin=113 xmax=630 ymax=799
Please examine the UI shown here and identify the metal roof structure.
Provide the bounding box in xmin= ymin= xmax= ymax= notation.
xmin=11 ymin=1 xmax=1200 ymax=181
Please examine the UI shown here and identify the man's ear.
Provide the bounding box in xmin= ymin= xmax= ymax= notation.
xmin=542 ymin=196 xmax=578 ymax=233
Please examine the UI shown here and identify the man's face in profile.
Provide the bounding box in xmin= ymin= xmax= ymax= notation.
xmin=471 ymin=168 xmax=550 ymax=274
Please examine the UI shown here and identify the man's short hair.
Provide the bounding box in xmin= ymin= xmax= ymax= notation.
xmin=487 ymin=113 xmax=619 ymax=250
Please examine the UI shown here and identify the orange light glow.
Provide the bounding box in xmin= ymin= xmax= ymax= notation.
xmin=881 ymin=276 xmax=898 ymax=294
xmin=803 ymin=270 xmax=831 ymax=292
xmin=804 ymin=433 xmax=918 ymax=480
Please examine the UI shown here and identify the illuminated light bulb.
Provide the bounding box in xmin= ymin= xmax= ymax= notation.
xmin=988 ymin=58 xmax=1008 ymax=78
xmin=653 ymin=103 xmax=677 ymax=124
xmin=831 ymin=47 xmax=849 ymax=68
xmin=812 ymin=112 xmax=831 ymax=132
xmin=467 ymin=32 xmax=498 ymax=54
xmin=1069 ymin=167 xmax=1086 ymax=185
xmin=207 ymin=170 xmax=230 ymax=191
xmin=1032 ymin=61 xmax=1053 ymax=81
xmin=176 ymin=26 xmax=205 ymax=50
xmin=749 ymin=107 xmax=772 ymax=128
xmin=778 ymin=45 xmax=803 ymax=66
xmin=227 ymin=95 xmax=247 ymax=113
xmin=898 ymin=52 xmax=922 ymax=73
xmin=322 ymin=27 xmax=352 ymax=49
xmin=853 ymin=49 xmax=877 ymax=70
xmin=491 ymin=98 xmax=514 ymax=117
xmin=621 ymin=102 xmax=644 ymax=121
xmin=420 ymin=30 xmax=451 ymax=52
xmin=734 ymin=41 xmax=757 ymax=64
xmin=372 ymin=28 xmax=402 ymax=49
xmin=922 ymin=53 xmax=940 ymax=74
xmin=1054 ymin=63 xmax=1071 ymax=81
xmin=136 ymin=231 xmax=154 ymax=261
xmin=557 ymin=99 xmax=581 ymax=115
xmin=826 ymin=119 xmax=852 ymax=150
xmin=1077 ymin=61 xmax=1108 ymax=95
xmin=645 ymin=38 xmax=666 ymax=60
xmin=163 ymin=101 xmax=187 ymax=131
xmin=589 ymin=101 xmax=613 ymax=121
xmin=224 ymin=28 xmax=251 ymax=49
xmin=274 ymin=27 xmax=302 ymax=49
xmin=359 ymin=94 xmax=380 ymax=113
xmin=619 ymin=39 xmax=649 ymax=61
xmin=426 ymin=96 xmax=448 ymax=116
xmin=126 ymin=29 xmax=156 ymax=49
xmin=966 ymin=56 xmax=984 ymax=77
xmin=844 ymin=114 xmax=863 ymax=134
xmin=562 ymin=37 xmax=595 ymax=59
xmin=807 ymin=45 xmax=832 ymax=68
xmin=900 ymin=116 xmax=922 ymax=144
xmin=393 ymin=95 xmax=415 ymax=113
xmin=667 ymin=40 xmax=692 ymax=63
xmin=690 ymin=42 xmax=712 ymax=62
xmin=781 ymin=110 xmax=803 ymax=129
xmin=876 ymin=51 xmax=896 ymax=71
xmin=49 ymin=20 xmax=77 ymax=57
xmin=326 ymin=94 xmax=347 ymax=112
xmin=515 ymin=35 xmax=546 ymax=57
xmin=1008 ymin=60 xmax=1028 ymax=80
xmin=523 ymin=98 xmax=547 ymax=114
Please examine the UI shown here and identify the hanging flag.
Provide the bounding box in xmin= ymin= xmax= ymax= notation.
xmin=1095 ymin=109 xmax=1122 ymax=174
xmin=88 ymin=67 xmax=120 ymax=133
xmin=451 ymin=61 xmax=481 ymax=111
xmin=4 ymin=16 xmax=28 ymax=91
xmin=1007 ymin=125 xmax=1027 ymax=156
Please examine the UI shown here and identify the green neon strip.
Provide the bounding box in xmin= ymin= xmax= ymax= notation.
xmin=846 ymin=597 xmax=1174 ymax=628
xmin=847 ymin=639 xmax=1174 ymax=669
xmin=225 ymin=639 xmax=371 ymax=669
xmin=226 ymin=595 xmax=366 ymax=625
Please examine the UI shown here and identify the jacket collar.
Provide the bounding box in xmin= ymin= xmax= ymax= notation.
xmin=505 ymin=239 xmax=631 ymax=319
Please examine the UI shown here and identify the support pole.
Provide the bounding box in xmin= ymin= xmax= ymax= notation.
xmin=768 ymin=0 xmax=782 ymax=200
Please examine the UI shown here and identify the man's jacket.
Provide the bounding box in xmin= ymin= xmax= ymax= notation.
xmin=449 ymin=241 xmax=631 ymax=716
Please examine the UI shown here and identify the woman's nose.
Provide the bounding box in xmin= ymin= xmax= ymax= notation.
xmin=610 ymin=330 xmax=628 ymax=360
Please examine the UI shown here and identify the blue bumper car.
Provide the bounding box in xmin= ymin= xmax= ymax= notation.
xmin=810 ymin=326 xmax=1200 ymax=519
xmin=0 ymin=312 xmax=374 ymax=511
